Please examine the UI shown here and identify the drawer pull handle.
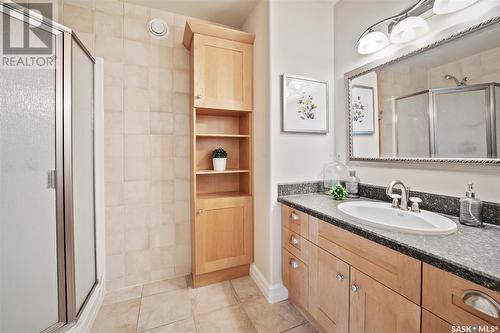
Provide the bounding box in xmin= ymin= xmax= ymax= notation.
xmin=290 ymin=212 xmax=300 ymax=222
xmin=351 ymin=284 xmax=360 ymax=292
xmin=197 ymin=209 xmax=204 ymax=215
xmin=461 ymin=290 xmax=500 ymax=319
xmin=336 ymin=273 xmax=344 ymax=281
xmin=289 ymin=258 xmax=300 ymax=269
xmin=289 ymin=235 xmax=299 ymax=246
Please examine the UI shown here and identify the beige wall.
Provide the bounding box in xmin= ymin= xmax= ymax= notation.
xmin=334 ymin=0 xmax=500 ymax=203
xmin=60 ymin=0 xmax=191 ymax=290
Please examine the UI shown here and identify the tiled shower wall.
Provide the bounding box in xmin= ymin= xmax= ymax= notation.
xmin=61 ymin=0 xmax=192 ymax=290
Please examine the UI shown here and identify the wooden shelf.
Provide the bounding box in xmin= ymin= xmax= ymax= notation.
xmin=196 ymin=134 xmax=249 ymax=138
xmin=197 ymin=191 xmax=251 ymax=199
xmin=196 ymin=169 xmax=249 ymax=175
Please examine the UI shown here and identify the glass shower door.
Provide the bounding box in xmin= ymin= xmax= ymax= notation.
xmin=0 ymin=12 xmax=63 ymax=333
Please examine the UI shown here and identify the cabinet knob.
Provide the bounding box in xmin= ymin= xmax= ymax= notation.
xmin=289 ymin=235 xmax=299 ymax=247
xmin=351 ymin=284 xmax=360 ymax=292
xmin=290 ymin=212 xmax=300 ymax=222
xmin=336 ymin=273 xmax=344 ymax=281
xmin=197 ymin=209 xmax=203 ymax=215
xmin=195 ymin=95 xmax=202 ymax=100
xmin=289 ymin=258 xmax=300 ymax=269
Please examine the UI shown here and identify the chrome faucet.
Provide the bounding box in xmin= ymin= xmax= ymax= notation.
xmin=386 ymin=180 xmax=409 ymax=211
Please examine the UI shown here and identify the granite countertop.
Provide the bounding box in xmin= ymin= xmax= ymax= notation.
xmin=278 ymin=193 xmax=500 ymax=292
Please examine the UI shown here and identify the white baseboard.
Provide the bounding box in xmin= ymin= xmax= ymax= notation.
xmin=66 ymin=278 xmax=105 ymax=333
xmin=250 ymin=264 xmax=288 ymax=304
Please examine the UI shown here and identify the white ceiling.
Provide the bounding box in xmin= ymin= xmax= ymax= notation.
xmin=124 ymin=0 xmax=259 ymax=28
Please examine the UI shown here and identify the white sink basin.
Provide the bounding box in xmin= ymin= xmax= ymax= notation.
xmin=337 ymin=201 xmax=457 ymax=235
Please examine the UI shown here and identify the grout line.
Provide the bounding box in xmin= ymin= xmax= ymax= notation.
xmin=229 ymin=279 xmax=242 ymax=304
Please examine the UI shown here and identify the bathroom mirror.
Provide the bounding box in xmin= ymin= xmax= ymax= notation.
xmin=346 ymin=16 xmax=500 ymax=164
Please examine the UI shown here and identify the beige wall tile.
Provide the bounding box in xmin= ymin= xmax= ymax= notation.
xmin=174 ymin=157 xmax=189 ymax=180
xmin=124 ymin=204 xmax=151 ymax=229
xmin=174 ymin=244 xmax=191 ymax=267
xmin=151 ymin=112 xmax=174 ymax=134
xmin=124 ymin=180 xmax=151 ymax=205
xmin=106 ymin=230 xmax=124 ymax=255
xmin=174 ymin=264 xmax=191 ymax=277
xmin=124 ymin=87 xmax=150 ymax=112
xmin=95 ymin=35 xmax=123 ymax=62
xmin=125 ymin=271 xmax=151 ymax=286
xmin=150 ymin=268 xmax=176 ymax=282
xmin=105 ymin=182 xmax=124 ymax=206
xmin=174 ymin=200 xmax=190 ymax=224
xmin=95 ymin=0 xmax=123 ymax=16
xmin=150 ymin=246 xmax=175 ymax=271
xmin=124 ymin=157 xmax=151 ymax=181
xmin=150 ymin=90 xmax=172 ymax=113
xmin=74 ymin=31 xmax=94 ymax=54
xmin=125 ymin=249 xmax=151 ymax=275
xmin=174 ymin=114 xmax=189 ymax=135
xmin=124 ymin=112 xmax=150 ymax=134
xmin=107 ymin=254 xmax=125 ymax=280
xmin=104 ymin=133 xmax=123 ymax=157
xmin=105 ymin=156 xmax=124 ymax=183
xmin=175 ymin=222 xmax=190 ymax=245
xmin=103 ymin=85 xmax=123 ymax=112
xmin=95 ymin=10 xmax=123 ymax=39
xmin=174 ymin=179 xmax=189 ymax=201
xmin=173 ymin=69 xmax=189 ymax=93
xmin=151 ymin=181 xmax=174 ymax=204
xmin=124 ymin=64 xmax=149 ymax=88
xmin=151 ymin=157 xmax=175 ymax=180
xmin=173 ymin=15 xmax=187 ymax=29
xmin=124 ymin=2 xmax=149 ymax=19
xmin=174 ymin=136 xmax=189 ymax=158
xmin=125 ymin=134 xmax=151 ymax=157
xmin=172 ymin=92 xmax=189 ymax=114
xmin=150 ymin=44 xmax=173 ymax=69
xmin=150 ymin=224 xmax=175 ymax=248
xmin=106 ymin=206 xmax=125 ymax=234
xmin=173 ymin=46 xmax=189 ymax=70
xmin=124 ymin=16 xmax=150 ymax=41
xmin=124 ymin=39 xmax=150 ymax=66
xmin=151 ymin=135 xmax=174 ymax=157
xmin=105 ymin=111 xmax=123 ymax=134
xmin=149 ymin=67 xmax=173 ymax=91
xmin=63 ymin=3 xmax=94 ymax=33
xmin=150 ymin=204 xmax=174 ymax=226
xmin=125 ymin=227 xmax=150 ymax=251
xmin=104 ymin=61 xmax=123 ymax=87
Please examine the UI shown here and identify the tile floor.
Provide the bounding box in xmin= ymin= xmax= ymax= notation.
xmin=91 ymin=275 xmax=317 ymax=333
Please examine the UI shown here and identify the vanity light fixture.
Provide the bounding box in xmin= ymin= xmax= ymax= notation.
xmin=356 ymin=0 xmax=481 ymax=54
xmin=357 ymin=30 xmax=390 ymax=54
xmin=390 ymin=16 xmax=429 ymax=44
xmin=433 ymin=0 xmax=480 ymax=15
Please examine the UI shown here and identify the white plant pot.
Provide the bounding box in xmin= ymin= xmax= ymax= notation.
xmin=213 ymin=158 xmax=227 ymax=171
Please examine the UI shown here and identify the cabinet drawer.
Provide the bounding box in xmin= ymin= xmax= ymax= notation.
xmin=423 ymin=263 xmax=500 ymax=328
xmin=281 ymin=205 xmax=309 ymax=238
xmin=282 ymin=248 xmax=309 ymax=311
xmin=318 ymin=222 xmax=421 ymax=304
xmin=422 ymin=310 xmax=454 ymax=333
xmin=282 ymin=228 xmax=309 ymax=264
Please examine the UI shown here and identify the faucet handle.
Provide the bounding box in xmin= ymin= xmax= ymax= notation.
xmin=389 ymin=194 xmax=401 ymax=208
xmin=409 ymin=197 xmax=422 ymax=213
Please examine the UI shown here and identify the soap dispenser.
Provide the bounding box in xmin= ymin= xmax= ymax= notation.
xmin=459 ymin=182 xmax=483 ymax=227
xmin=346 ymin=170 xmax=360 ymax=199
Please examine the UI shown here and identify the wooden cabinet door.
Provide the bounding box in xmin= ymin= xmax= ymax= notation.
xmin=309 ymin=245 xmax=349 ymax=333
xmin=350 ymin=268 xmax=420 ymax=333
xmin=283 ymin=249 xmax=309 ymax=311
xmin=422 ymin=310 xmax=454 ymax=333
xmin=195 ymin=196 xmax=252 ymax=274
xmin=193 ymin=34 xmax=252 ymax=111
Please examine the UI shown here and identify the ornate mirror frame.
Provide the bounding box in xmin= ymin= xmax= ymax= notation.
xmin=345 ymin=15 xmax=500 ymax=165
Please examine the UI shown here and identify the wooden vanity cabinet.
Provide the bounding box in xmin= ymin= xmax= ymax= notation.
xmin=282 ymin=249 xmax=309 ymax=311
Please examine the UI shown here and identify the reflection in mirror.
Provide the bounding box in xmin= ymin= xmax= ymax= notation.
xmin=349 ymin=18 xmax=500 ymax=162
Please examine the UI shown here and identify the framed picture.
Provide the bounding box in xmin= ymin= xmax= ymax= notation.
xmin=351 ymin=85 xmax=375 ymax=135
xmin=282 ymin=74 xmax=329 ymax=134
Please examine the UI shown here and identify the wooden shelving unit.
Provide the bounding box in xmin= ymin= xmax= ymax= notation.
xmin=184 ymin=19 xmax=255 ymax=288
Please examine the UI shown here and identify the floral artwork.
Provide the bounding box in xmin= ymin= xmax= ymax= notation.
xmin=297 ymin=92 xmax=317 ymax=120
xmin=351 ymin=85 xmax=375 ymax=134
xmin=352 ymin=95 xmax=365 ymax=123
xmin=282 ymin=75 xmax=328 ymax=133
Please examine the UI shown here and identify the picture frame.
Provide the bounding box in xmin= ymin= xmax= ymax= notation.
xmin=282 ymin=74 xmax=329 ymax=134
xmin=351 ymin=85 xmax=375 ymax=135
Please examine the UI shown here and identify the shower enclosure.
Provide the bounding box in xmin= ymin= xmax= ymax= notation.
xmin=1 ymin=3 xmax=96 ymax=333
xmin=394 ymin=83 xmax=499 ymax=159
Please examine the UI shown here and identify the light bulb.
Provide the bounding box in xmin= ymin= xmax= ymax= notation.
xmin=357 ymin=31 xmax=389 ymax=55
xmin=433 ymin=0 xmax=480 ymax=15
xmin=390 ymin=16 xmax=429 ymax=44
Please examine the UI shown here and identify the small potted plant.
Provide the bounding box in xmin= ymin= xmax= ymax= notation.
xmin=212 ymin=148 xmax=227 ymax=171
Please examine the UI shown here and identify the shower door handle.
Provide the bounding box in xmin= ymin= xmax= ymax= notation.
xmin=47 ymin=170 xmax=56 ymax=189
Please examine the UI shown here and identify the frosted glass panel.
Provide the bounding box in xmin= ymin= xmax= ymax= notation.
xmin=434 ymin=89 xmax=488 ymax=158
xmin=72 ymin=39 xmax=96 ymax=313
xmin=396 ymin=92 xmax=430 ymax=157
xmin=0 ymin=14 xmax=59 ymax=332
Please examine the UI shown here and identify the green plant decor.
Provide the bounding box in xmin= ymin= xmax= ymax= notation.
xmin=212 ymin=147 xmax=227 ymax=159
xmin=330 ymin=183 xmax=348 ymax=200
